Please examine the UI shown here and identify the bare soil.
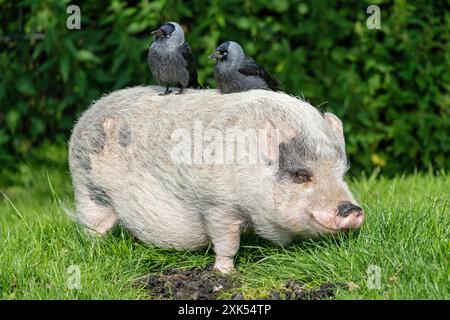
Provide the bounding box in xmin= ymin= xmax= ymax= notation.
xmin=141 ymin=266 xmax=234 ymax=300
xmin=139 ymin=266 xmax=351 ymax=300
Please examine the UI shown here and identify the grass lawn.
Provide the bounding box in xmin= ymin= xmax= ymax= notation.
xmin=0 ymin=147 xmax=448 ymax=299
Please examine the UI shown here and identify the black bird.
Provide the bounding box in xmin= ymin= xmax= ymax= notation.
xmin=208 ymin=41 xmax=279 ymax=94
xmin=148 ymin=22 xmax=199 ymax=95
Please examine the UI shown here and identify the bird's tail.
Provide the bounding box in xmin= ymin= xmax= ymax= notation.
xmin=187 ymin=71 xmax=202 ymax=89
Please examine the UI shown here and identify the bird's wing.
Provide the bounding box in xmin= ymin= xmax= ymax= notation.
xmin=179 ymin=42 xmax=200 ymax=88
xmin=238 ymin=56 xmax=279 ymax=90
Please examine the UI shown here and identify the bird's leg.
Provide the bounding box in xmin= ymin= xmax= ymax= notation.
xmin=159 ymin=84 xmax=172 ymax=96
xmin=175 ymin=84 xmax=184 ymax=95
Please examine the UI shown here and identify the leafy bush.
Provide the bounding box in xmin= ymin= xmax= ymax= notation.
xmin=1 ymin=0 xmax=449 ymax=174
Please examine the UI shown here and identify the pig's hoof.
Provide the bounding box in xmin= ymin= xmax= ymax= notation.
xmin=214 ymin=265 xmax=234 ymax=274
xmin=213 ymin=259 xmax=235 ymax=274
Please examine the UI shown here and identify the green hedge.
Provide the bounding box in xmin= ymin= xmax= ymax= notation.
xmin=1 ymin=0 xmax=449 ymax=174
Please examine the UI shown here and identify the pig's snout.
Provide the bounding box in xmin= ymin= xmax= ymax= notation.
xmin=337 ymin=201 xmax=363 ymax=217
xmin=334 ymin=201 xmax=364 ymax=231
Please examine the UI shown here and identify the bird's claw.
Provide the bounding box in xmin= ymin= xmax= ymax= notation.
xmin=159 ymin=90 xmax=172 ymax=96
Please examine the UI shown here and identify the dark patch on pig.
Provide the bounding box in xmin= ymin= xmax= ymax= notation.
xmin=90 ymin=122 xmax=106 ymax=154
xmin=277 ymin=134 xmax=347 ymax=180
xmin=86 ymin=182 xmax=113 ymax=207
xmin=277 ymin=135 xmax=316 ymax=177
xmin=74 ymin=145 xmax=91 ymax=171
xmin=119 ymin=124 xmax=131 ymax=147
xmin=73 ymin=122 xmax=106 ymax=172
xmin=139 ymin=266 xmax=234 ymax=300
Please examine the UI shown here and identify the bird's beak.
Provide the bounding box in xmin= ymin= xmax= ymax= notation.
xmin=208 ymin=51 xmax=223 ymax=60
xmin=151 ymin=28 xmax=164 ymax=39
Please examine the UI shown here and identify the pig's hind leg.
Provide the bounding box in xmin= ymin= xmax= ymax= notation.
xmin=204 ymin=211 xmax=245 ymax=274
xmin=74 ymin=181 xmax=118 ymax=237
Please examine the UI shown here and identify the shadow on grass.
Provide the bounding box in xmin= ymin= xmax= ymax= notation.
xmin=72 ymin=221 xmax=363 ymax=279
xmin=236 ymin=229 xmax=362 ymax=263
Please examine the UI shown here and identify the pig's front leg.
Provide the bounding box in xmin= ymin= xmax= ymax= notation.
xmin=204 ymin=212 xmax=244 ymax=274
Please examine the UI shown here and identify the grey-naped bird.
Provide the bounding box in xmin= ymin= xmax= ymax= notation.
xmin=208 ymin=41 xmax=279 ymax=94
xmin=148 ymin=22 xmax=199 ymax=95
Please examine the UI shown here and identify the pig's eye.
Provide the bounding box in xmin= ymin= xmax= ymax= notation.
xmin=292 ymin=170 xmax=312 ymax=184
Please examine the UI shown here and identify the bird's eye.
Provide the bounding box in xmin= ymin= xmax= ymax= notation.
xmin=291 ymin=170 xmax=312 ymax=184
xmin=222 ymin=51 xmax=227 ymax=56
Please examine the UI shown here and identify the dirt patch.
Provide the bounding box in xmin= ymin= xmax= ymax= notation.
xmin=140 ymin=266 xmax=234 ymax=300
xmin=138 ymin=267 xmax=352 ymax=300
xmin=278 ymin=280 xmax=349 ymax=300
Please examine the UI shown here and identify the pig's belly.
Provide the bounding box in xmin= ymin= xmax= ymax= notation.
xmin=110 ymin=183 xmax=209 ymax=250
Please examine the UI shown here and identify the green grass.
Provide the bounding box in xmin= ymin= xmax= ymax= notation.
xmin=0 ymin=149 xmax=449 ymax=299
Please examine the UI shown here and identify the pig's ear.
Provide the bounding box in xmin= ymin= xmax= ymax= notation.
xmin=259 ymin=119 xmax=296 ymax=163
xmin=324 ymin=112 xmax=345 ymax=148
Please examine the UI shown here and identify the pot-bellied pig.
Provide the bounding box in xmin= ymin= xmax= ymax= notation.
xmin=68 ymin=86 xmax=364 ymax=273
